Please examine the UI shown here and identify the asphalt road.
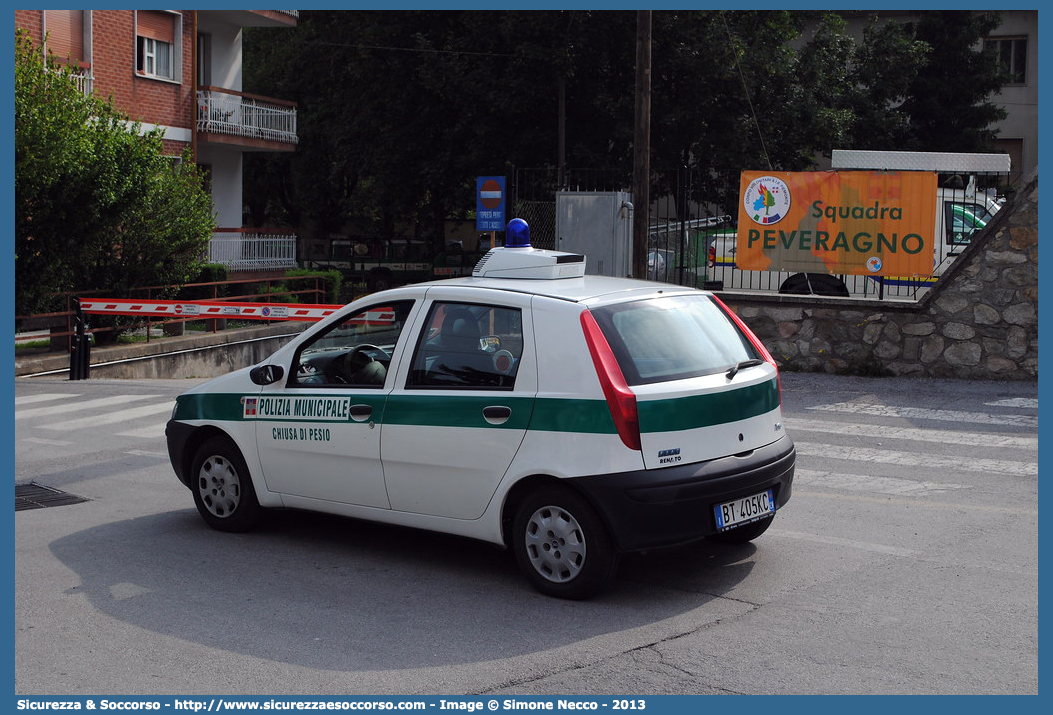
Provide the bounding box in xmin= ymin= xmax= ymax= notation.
xmin=13 ymin=373 xmax=1038 ymax=696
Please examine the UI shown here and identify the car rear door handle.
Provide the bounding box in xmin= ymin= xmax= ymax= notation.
xmin=349 ymin=404 xmax=373 ymax=422
xmin=482 ymin=406 xmax=511 ymax=425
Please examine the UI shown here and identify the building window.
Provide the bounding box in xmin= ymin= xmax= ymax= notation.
xmin=986 ymin=36 xmax=1027 ymax=85
xmin=43 ymin=10 xmax=87 ymax=66
xmin=135 ymin=10 xmax=180 ymax=82
xmin=197 ymin=32 xmax=212 ymax=86
xmin=43 ymin=10 xmax=92 ymax=95
xmin=138 ymin=37 xmax=171 ymax=78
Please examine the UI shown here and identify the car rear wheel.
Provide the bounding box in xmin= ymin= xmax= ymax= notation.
xmin=512 ymin=485 xmax=619 ymax=600
xmin=191 ymin=436 xmax=261 ymax=532
xmin=708 ymin=515 xmax=774 ymax=544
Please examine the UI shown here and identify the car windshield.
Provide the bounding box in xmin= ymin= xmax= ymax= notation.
xmin=590 ymin=295 xmax=759 ymax=385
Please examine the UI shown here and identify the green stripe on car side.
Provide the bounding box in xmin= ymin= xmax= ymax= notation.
xmin=173 ymin=392 xmax=246 ymax=422
xmin=174 ymin=378 xmax=777 ymax=434
xmin=383 ymin=394 xmax=535 ymax=429
xmin=175 ymin=391 xmax=615 ymax=433
xmin=529 ymin=398 xmax=616 ymax=434
xmin=173 ymin=392 xmax=390 ymax=423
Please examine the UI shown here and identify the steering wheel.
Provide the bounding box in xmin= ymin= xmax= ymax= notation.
xmin=337 ymin=344 xmax=390 ymax=385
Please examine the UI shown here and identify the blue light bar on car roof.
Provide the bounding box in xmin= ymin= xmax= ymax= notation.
xmin=472 ymin=219 xmax=587 ymax=279
xmin=506 ymin=218 xmax=531 ymax=248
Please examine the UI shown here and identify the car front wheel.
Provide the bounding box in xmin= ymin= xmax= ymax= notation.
xmin=190 ymin=436 xmax=261 ymax=532
xmin=512 ymin=485 xmax=619 ymax=600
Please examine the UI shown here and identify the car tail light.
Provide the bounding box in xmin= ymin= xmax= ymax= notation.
xmin=580 ymin=310 xmax=641 ymax=451
xmin=711 ymin=295 xmax=782 ymax=403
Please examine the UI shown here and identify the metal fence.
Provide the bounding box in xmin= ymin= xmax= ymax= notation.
xmin=208 ymin=233 xmax=298 ymax=271
xmin=513 ymin=165 xmax=1016 ymax=301
xmin=646 ymin=216 xmax=731 ymax=288
xmin=513 ymin=167 xmax=632 ymax=251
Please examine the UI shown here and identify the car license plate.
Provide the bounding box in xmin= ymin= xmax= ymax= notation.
xmin=714 ymin=489 xmax=775 ymax=530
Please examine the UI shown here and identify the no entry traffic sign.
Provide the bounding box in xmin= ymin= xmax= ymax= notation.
xmin=476 ymin=175 xmax=506 ymax=232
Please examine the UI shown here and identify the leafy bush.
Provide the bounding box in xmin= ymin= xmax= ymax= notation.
xmin=284 ymin=268 xmax=342 ymax=304
xmin=15 ymin=30 xmax=215 ymax=316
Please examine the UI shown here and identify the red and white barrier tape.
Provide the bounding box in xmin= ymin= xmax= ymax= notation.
xmin=77 ymin=299 xmax=344 ymax=323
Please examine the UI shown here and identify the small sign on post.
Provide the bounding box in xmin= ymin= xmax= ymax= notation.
xmin=476 ymin=176 xmax=506 ymax=233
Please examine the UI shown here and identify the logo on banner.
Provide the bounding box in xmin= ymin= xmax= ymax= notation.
xmin=744 ymin=176 xmax=791 ymax=225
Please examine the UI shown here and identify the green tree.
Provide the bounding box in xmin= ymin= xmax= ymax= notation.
xmin=246 ymin=10 xmax=577 ymax=249
xmin=243 ymin=11 xmax=1010 ymax=241
xmin=840 ymin=11 xmax=1006 ymax=153
xmin=15 ymin=30 xmax=215 ymax=317
xmin=650 ymin=11 xmax=832 ymax=212
xmin=899 ymin=11 xmax=1007 ymax=152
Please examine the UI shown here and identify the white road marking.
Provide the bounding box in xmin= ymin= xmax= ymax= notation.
xmin=793 ymin=467 xmax=969 ymax=496
xmin=795 ymin=490 xmax=1038 ymax=516
xmin=793 ymin=441 xmax=1037 ymax=477
xmin=39 ymin=402 xmax=174 ymax=432
xmin=14 ymin=393 xmax=80 ymax=405
xmin=109 ymin=582 xmax=151 ymax=601
xmin=15 ymin=394 xmax=161 ymax=420
xmin=785 ymin=417 xmax=1037 ymax=450
xmin=115 ymin=423 xmax=167 ymax=439
xmin=20 ymin=437 xmax=75 ymax=447
xmin=984 ymin=397 xmax=1038 ymax=409
xmin=769 ymin=529 xmax=918 ymax=557
xmin=807 ymin=401 xmax=1037 ymax=428
xmin=125 ymin=449 xmax=169 ymax=458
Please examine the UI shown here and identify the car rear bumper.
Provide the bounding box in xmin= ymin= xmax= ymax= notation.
xmin=568 ymin=434 xmax=795 ymax=552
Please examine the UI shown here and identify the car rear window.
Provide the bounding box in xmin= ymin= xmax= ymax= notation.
xmin=589 ymin=295 xmax=760 ymax=386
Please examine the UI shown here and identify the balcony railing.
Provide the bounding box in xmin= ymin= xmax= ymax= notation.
xmin=209 ymin=231 xmax=298 ymax=271
xmin=197 ymin=88 xmax=298 ymax=145
xmin=46 ymin=66 xmax=92 ymax=97
xmin=71 ymin=68 xmax=92 ymax=96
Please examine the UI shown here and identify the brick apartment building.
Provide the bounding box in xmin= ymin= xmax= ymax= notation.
xmin=15 ymin=9 xmax=300 ymax=276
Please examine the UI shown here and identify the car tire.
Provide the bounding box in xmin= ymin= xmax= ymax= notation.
xmin=708 ymin=515 xmax=774 ymax=544
xmin=778 ymin=272 xmax=850 ymax=297
xmin=512 ymin=485 xmax=619 ymax=600
xmin=190 ymin=436 xmax=261 ymax=533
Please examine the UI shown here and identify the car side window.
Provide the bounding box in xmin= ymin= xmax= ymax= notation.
xmin=290 ymin=301 xmax=414 ymax=388
xmin=407 ymin=302 xmax=523 ymax=390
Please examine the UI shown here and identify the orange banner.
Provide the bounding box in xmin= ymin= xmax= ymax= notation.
xmin=736 ymin=170 xmax=938 ymax=276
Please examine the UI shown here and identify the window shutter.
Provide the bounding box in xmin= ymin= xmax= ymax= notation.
xmin=136 ymin=11 xmax=176 ymax=44
xmin=44 ymin=10 xmax=84 ymax=63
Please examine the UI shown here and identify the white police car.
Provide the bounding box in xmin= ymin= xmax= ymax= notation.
xmin=166 ymin=219 xmax=795 ymax=599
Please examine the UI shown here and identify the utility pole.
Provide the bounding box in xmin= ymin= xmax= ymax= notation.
xmin=631 ymin=10 xmax=652 ymax=279
xmin=558 ymin=74 xmax=566 ymax=189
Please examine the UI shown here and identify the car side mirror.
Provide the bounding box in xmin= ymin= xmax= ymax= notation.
xmin=249 ymin=364 xmax=284 ymax=386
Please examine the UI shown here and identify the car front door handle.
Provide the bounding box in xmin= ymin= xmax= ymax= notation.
xmin=482 ymin=406 xmax=511 ymax=425
xmin=349 ymin=404 xmax=373 ymax=422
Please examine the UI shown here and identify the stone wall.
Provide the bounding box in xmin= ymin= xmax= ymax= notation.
xmin=720 ymin=169 xmax=1038 ymax=380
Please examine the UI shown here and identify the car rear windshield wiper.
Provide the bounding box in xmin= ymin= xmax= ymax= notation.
xmin=726 ymin=358 xmax=765 ymax=380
